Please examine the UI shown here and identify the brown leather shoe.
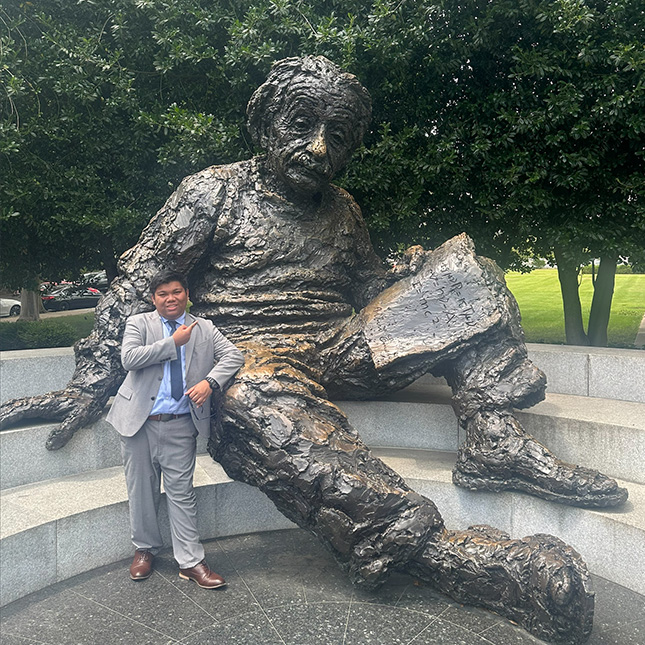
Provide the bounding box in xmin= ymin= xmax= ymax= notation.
xmin=179 ymin=560 xmax=226 ymax=589
xmin=130 ymin=549 xmax=154 ymax=581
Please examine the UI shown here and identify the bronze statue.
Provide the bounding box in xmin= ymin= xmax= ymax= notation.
xmin=1 ymin=56 xmax=627 ymax=642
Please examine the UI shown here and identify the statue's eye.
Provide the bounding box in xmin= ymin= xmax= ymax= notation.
xmin=292 ymin=115 xmax=312 ymax=132
xmin=328 ymin=129 xmax=346 ymax=147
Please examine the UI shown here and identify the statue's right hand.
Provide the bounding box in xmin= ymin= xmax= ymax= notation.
xmin=0 ymin=388 xmax=107 ymax=450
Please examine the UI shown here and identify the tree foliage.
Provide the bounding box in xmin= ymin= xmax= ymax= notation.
xmin=0 ymin=0 xmax=247 ymax=289
xmin=339 ymin=0 xmax=645 ymax=344
xmin=1 ymin=0 xmax=643 ymax=343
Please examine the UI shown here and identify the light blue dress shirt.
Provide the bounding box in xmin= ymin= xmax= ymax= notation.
xmin=150 ymin=313 xmax=191 ymax=415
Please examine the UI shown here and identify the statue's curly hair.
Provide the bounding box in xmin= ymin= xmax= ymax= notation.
xmin=246 ymin=56 xmax=372 ymax=153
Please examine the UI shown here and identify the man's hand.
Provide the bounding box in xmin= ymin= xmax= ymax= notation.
xmin=172 ymin=321 xmax=198 ymax=346
xmin=186 ymin=379 xmax=212 ymax=407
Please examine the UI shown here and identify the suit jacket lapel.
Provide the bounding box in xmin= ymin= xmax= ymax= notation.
xmin=184 ymin=312 xmax=196 ymax=374
xmin=148 ymin=311 xmax=164 ymax=343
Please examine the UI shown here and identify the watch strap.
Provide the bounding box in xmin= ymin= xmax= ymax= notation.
xmin=205 ymin=377 xmax=220 ymax=391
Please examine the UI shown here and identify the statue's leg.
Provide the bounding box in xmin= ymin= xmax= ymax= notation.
xmin=211 ymin=342 xmax=593 ymax=643
xmin=321 ymin=234 xmax=627 ymax=508
xmin=210 ymin=342 xmax=445 ymax=588
xmin=410 ymin=526 xmax=594 ymax=645
xmin=442 ymin=334 xmax=629 ymax=508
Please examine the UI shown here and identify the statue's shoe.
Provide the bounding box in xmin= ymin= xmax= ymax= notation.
xmin=453 ymin=464 xmax=628 ymax=508
xmin=453 ymin=411 xmax=628 ymax=508
xmin=409 ymin=525 xmax=595 ymax=644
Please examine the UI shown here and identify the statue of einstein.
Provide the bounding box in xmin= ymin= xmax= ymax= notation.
xmin=4 ymin=56 xmax=626 ymax=643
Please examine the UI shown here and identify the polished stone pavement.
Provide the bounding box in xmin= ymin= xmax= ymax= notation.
xmin=1 ymin=529 xmax=644 ymax=645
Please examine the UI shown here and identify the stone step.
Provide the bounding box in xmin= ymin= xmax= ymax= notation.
xmin=515 ymin=392 xmax=645 ymax=485
xmin=377 ymin=448 xmax=645 ymax=597
xmin=3 ymin=384 xmax=644 ymax=491
xmin=527 ymin=343 xmax=645 ymax=403
xmin=2 ymin=343 xmax=644 ymax=405
xmin=2 ymin=448 xmax=643 ymax=607
xmin=0 ymin=455 xmax=294 ymax=607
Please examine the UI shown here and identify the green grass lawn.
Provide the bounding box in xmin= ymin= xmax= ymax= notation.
xmin=2 ymin=273 xmax=643 ymax=349
xmin=61 ymin=312 xmax=96 ymax=338
xmin=505 ymin=269 xmax=645 ymax=348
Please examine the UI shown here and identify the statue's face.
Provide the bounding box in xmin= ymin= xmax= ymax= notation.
xmin=267 ymin=78 xmax=361 ymax=197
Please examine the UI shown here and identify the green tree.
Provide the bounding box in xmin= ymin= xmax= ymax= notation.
xmin=2 ymin=0 xmax=643 ymax=342
xmin=197 ymin=0 xmax=645 ymax=346
xmin=457 ymin=0 xmax=645 ymax=348
xmin=0 ymin=0 xmax=250 ymax=318
xmin=341 ymin=0 xmax=645 ymax=346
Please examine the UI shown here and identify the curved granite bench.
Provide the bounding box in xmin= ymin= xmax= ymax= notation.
xmin=1 ymin=344 xmax=644 ymax=606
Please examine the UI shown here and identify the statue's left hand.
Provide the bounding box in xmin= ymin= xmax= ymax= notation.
xmin=0 ymin=387 xmax=108 ymax=450
xmin=388 ymin=245 xmax=430 ymax=279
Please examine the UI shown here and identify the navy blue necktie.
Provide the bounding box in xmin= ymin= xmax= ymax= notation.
xmin=167 ymin=320 xmax=183 ymax=401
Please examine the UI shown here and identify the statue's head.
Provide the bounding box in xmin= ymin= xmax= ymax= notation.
xmin=247 ymin=56 xmax=372 ymax=197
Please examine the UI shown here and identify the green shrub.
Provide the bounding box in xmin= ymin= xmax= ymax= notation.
xmin=0 ymin=320 xmax=77 ymax=351
xmin=0 ymin=324 xmax=21 ymax=350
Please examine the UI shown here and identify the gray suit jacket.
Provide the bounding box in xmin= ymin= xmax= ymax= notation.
xmin=106 ymin=311 xmax=244 ymax=437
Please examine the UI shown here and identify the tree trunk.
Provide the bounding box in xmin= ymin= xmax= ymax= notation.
xmin=99 ymin=241 xmax=118 ymax=284
xmin=554 ymin=245 xmax=588 ymax=346
xmin=104 ymin=260 xmax=118 ymax=285
xmin=587 ymin=255 xmax=617 ymax=347
xmin=19 ymin=289 xmax=42 ymax=322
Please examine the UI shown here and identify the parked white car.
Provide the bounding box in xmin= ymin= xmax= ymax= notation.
xmin=0 ymin=297 xmax=21 ymax=317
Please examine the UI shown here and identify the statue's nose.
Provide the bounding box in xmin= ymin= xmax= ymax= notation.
xmin=309 ymin=126 xmax=327 ymax=157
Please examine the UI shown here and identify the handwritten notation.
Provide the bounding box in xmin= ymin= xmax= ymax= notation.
xmin=366 ymin=258 xmax=491 ymax=351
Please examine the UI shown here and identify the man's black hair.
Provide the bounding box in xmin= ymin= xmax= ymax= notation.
xmin=149 ymin=270 xmax=188 ymax=295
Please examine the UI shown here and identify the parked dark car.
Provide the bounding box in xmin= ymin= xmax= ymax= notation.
xmin=41 ymin=286 xmax=102 ymax=311
xmin=39 ymin=280 xmax=75 ymax=294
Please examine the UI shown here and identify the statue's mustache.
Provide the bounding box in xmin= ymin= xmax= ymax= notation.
xmin=289 ymin=150 xmax=332 ymax=174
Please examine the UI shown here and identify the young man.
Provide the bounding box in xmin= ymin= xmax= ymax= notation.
xmin=106 ymin=270 xmax=244 ymax=586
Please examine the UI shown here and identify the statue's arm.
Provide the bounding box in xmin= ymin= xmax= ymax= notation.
xmin=349 ymin=215 xmax=430 ymax=311
xmin=344 ymin=198 xmax=393 ymax=309
xmin=0 ymin=168 xmax=228 ymax=448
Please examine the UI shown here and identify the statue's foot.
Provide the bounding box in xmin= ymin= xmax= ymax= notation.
xmin=454 ymin=412 xmax=628 ymax=508
xmin=453 ymin=464 xmax=628 ymax=508
xmin=409 ymin=525 xmax=594 ymax=644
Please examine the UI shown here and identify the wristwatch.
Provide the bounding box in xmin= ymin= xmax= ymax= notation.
xmin=205 ymin=377 xmax=220 ymax=392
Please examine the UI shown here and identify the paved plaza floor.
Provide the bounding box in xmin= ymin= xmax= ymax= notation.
xmin=1 ymin=529 xmax=643 ymax=645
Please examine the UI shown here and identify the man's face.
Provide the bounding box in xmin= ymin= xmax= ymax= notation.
xmin=151 ymin=281 xmax=189 ymax=320
xmin=267 ymin=78 xmax=361 ymax=197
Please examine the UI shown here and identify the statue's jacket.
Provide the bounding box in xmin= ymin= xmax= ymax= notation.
xmin=117 ymin=157 xmax=389 ymax=341
xmin=79 ymin=155 xmax=519 ymax=405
